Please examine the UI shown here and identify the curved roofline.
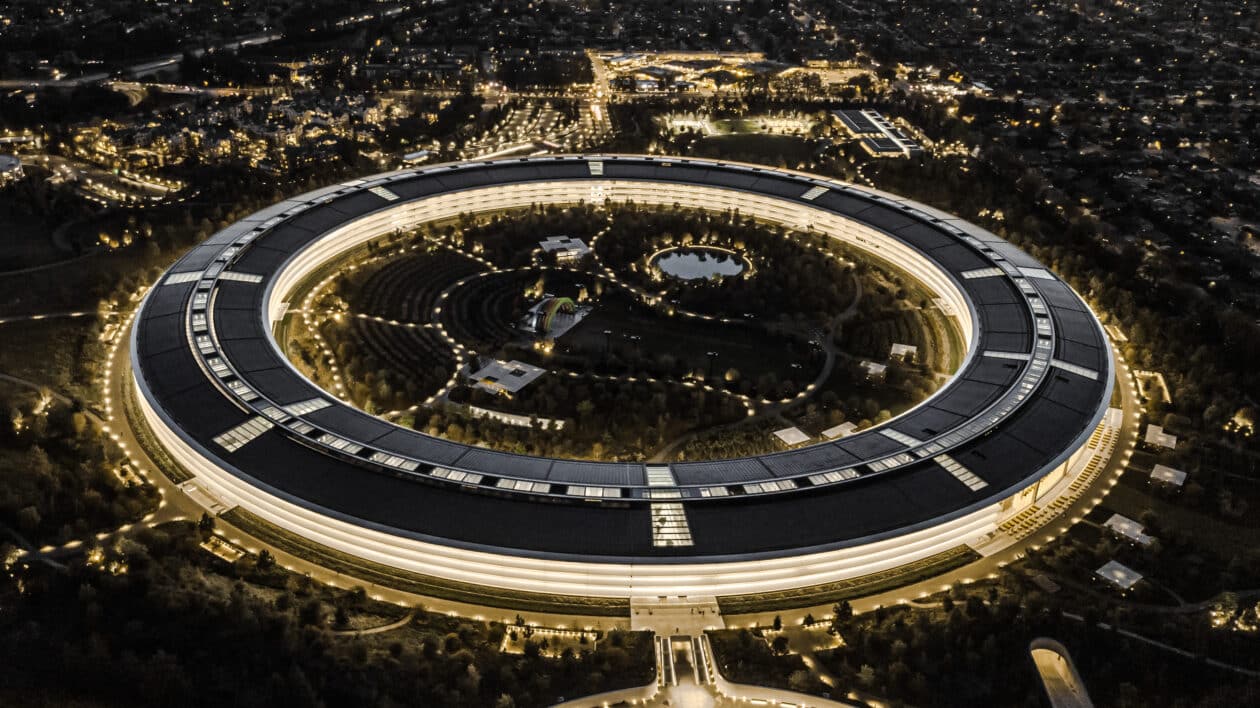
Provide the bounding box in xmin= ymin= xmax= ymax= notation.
xmin=131 ymin=155 xmax=1114 ymax=564
xmin=253 ymin=170 xmax=988 ymax=500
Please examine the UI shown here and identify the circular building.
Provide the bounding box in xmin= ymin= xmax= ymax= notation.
xmin=131 ymin=156 xmax=1113 ymax=602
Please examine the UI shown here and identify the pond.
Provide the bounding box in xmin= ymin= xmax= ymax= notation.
xmin=652 ymin=247 xmax=748 ymax=281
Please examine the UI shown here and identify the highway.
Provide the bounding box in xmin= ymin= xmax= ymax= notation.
xmin=0 ymin=33 xmax=281 ymax=90
xmin=0 ymin=310 xmax=97 ymax=325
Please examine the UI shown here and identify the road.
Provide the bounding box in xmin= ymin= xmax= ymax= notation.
xmin=1059 ymin=612 xmax=1260 ymax=678
xmin=0 ymin=310 xmax=97 ymax=325
xmin=0 ymin=371 xmax=88 ymax=410
xmin=25 ymin=153 xmax=178 ymax=206
xmin=0 ymin=251 xmax=103 ymax=278
xmin=0 ymin=33 xmax=281 ymax=90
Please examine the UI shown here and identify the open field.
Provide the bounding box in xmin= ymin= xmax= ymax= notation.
xmin=691 ymin=134 xmax=818 ymax=165
xmin=0 ymin=213 xmax=64 ymax=271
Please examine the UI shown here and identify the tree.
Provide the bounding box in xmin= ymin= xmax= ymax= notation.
xmin=16 ymin=505 xmax=41 ymax=533
xmin=770 ymin=635 xmax=790 ymax=656
xmin=829 ymin=600 xmax=853 ymax=635
xmin=298 ymin=598 xmax=324 ymax=626
xmin=348 ymin=585 xmax=368 ymax=608
xmin=857 ymin=663 xmax=877 ymax=688
xmin=788 ymin=669 xmax=816 ymax=693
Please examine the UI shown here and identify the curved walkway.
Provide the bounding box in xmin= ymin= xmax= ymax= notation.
xmin=647 ymin=272 xmax=864 ymax=462
xmin=1059 ymin=611 xmax=1260 ymax=678
xmin=0 ymin=247 xmax=101 ymax=279
xmin=1045 ymin=574 xmax=1260 ymax=616
xmin=0 ymin=310 xmax=97 ymax=325
xmin=331 ymin=609 xmax=416 ymax=636
xmin=0 ymin=371 xmax=82 ymax=410
xmin=308 ymin=230 xmax=834 ymax=430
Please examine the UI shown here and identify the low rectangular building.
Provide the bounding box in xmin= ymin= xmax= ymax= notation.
xmin=821 ymin=421 xmax=858 ymax=439
xmin=539 ymin=235 xmax=591 ymax=262
xmin=1103 ymin=513 xmax=1154 ymax=546
xmin=467 ymin=359 xmax=545 ymax=396
xmin=860 ymin=360 xmax=888 ymax=382
xmin=1144 ymin=424 xmax=1177 ymax=449
xmin=890 ymin=343 xmax=918 ymax=360
xmin=1150 ymin=464 xmax=1188 ymax=488
xmin=834 ymin=109 xmax=923 ymax=158
xmin=1096 ymin=560 xmax=1143 ymax=591
xmin=773 ymin=426 xmax=811 ymax=446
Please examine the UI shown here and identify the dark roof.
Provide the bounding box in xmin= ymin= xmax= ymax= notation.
xmin=132 ymin=155 xmax=1112 ymax=562
xmin=834 ymin=110 xmax=884 ymax=135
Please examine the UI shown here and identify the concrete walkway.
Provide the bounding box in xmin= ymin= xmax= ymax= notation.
xmin=332 ymin=609 xmax=416 ymax=636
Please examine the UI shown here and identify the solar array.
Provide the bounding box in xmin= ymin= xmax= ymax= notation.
xmin=133 ymin=155 xmax=1112 ymax=561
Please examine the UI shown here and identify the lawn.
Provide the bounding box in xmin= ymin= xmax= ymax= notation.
xmin=692 ymin=134 xmax=818 ymax=166
xmin=1103 ymin=481 xmax=1260 ymax=559
xmin=0 ymin=319 xmax=102 ymax=404
xmin=564 ymin=291 xmax=817 ymax=387
xmin=0 ymin=213 xmax=64 ymax=271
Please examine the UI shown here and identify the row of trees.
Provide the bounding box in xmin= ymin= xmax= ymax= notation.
xmin=0 ymin=521 xmax=655 ymax=707
xmin=706 ymin=628 xmax=827 ymax=696
xmin=309 ymin=203 xmax=859 ymax=459
xmin=814 ymin=591 xmax=1258 ymax=707
xmin=0 ymin=379 xmax=155 ymax=549
xmin=433 ymin=375 xmax=748 ymax=461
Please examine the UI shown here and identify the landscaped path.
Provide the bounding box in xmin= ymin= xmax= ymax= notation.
xmin=97 ymin=314 xmax=628 ymax=631
xmin=1060 ymin=611 xmax=1260 ymax=678
xmin=331 ymin=609 xmax=417 ymax=636
xmin=647 ymin=271 xmax=863 ymax=462
xmin=1040 ymin=573 xmax=1260 ymax=616
xmin=0 ymin=371 xmax=86 ymax=410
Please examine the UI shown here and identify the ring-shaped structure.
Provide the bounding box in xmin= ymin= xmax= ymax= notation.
xmin=132 ymin=155 xmax=1113 ymax=599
